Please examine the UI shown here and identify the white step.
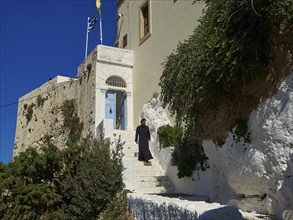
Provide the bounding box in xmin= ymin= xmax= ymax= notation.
xmin=117 ymin=130 xmax=175 ymax=194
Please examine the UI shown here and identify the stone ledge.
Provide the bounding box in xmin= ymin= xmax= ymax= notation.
xmin=127 ymin=193 xmax=276 ymax=220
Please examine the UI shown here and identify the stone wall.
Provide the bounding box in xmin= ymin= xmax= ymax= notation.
xmin=13 ymin=50 xmax=98 ymax=157
xmin=77 ymin=48 xmax=97 ymax=136
xmin=13 ymin=76 xmax=78 ymax=157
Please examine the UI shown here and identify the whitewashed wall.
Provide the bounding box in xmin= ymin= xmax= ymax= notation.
xmin=140 ymin=73 xmax=293 ymax=218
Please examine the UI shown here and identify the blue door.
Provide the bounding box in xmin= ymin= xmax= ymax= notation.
xmin=121 ymin=93 xmax=127 ymax=130
xmin=105 ymin=90 xmax=116 ymax=129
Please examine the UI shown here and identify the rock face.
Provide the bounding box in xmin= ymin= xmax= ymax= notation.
xmin=140 ymin=95 xmax=171 ymax=157
xmin=219 ymin=72 xmax=293 ymax=216
xmin=140 ymin=73 xmax=293 ymax=218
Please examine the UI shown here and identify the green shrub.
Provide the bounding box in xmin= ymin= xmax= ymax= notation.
xmin=25 ymin=103 xmax=35 ymax=124
xmin=159 ymin=0 xmax=293 ymax=141
xmin=173 ymin=127 xmax=209 ymax=179
xmin=0 ymin=136 xmax=124 ymax=220
xmin=157 ymin=124 xmax=183 ymax=149
xmin=100 ymin=190 xmax=134 ymax=220
xmin=157 ymin=124 xmax=209 ymax=178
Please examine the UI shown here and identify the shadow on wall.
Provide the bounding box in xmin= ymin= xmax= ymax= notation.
xmin=198 ymin=206 xmax=245 ymax=220
xmin=271 ymin=153 xmax=293 ymax=218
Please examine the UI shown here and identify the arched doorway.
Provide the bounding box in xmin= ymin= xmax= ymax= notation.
xmin=105 ymin=76 xmax=127 ymax=130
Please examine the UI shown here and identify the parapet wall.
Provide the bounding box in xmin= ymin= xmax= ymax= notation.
xmin=127 ymin=193 xmax=268 ymax=220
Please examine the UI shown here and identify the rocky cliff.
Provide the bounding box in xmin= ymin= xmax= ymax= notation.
xmin=141 ymin=72 xmax=293 ymax=218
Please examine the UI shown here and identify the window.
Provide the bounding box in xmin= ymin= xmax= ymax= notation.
xmin=142 ymin=6 xmax=149 ymax=35
xmin=139 ymin=0 xmax=151 ymax=45
xmin=123 ymin=34 xmax=128 ymax=48
xmin=106 ymin=76 xmax=126 ymax=88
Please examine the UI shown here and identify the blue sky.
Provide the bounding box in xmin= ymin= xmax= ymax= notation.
xmin=0 ymin=0 xmax=117 ymax=164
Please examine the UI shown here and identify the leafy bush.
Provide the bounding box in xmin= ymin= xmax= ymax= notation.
xmin=100 ymin=190 xmax=134 ymax=220
xmin=159 ymin=0 xmax=293 ymax=141
xmin=157 ymin=124 xmax=183 ymax=149
xmin=157 ymin=124 xmax=208 ymax=178
xmin=173 ymin=127 xmax=209 ymax=179
xmin=0 ymin=136 xmax=125 ymax=220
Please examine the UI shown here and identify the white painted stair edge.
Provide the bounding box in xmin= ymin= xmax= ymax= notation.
xmin=127 ymin=193 xmax=278 ymax=220
xmin=115 ymin=130 xmax=175 ymax=194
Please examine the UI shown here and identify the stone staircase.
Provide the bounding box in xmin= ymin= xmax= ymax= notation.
xmin=114 ymin=130 xmax=175 ymax=194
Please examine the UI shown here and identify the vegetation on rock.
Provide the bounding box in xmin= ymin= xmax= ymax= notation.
xmin=157 ymin=124 xmax=183 ymax=149
xmin=157 ymin=124 xmax=209 ymax=178
xmin=61 ymin=99 xmax=84 ymax=143
xmin=25 ymin=103 xmax=35 ymax=124
xmin=36 ymin=95 xmax=46 ymax=107
xmin=159 ymin=0 xmax=293 ymax=143
xmin=173 ymin=130 xmax=209 ymax=179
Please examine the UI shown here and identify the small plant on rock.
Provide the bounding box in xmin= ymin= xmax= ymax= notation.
xmin=36 ymin=95 xmax=46 ymax=107
xmin=232 ymin=119 xmax=251 ymax=145
xmin=61 ymin=99 xmax=84 ymax=143
xmin=157 ymin=124 xmax=183 ymax=149
xmin=172 ymin=126 xmax=209 ymax=178
xmin=25 ymin=103 xmax=35 ymax=124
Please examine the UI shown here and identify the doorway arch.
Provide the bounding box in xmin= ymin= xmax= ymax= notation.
xmin=105 ymin=76 xmax=127 ymax=130
xmin=106 ymin=76 xmax=126 ymax=88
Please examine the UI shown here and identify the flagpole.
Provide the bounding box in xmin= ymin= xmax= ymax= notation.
xmin=99 ymin=11 xmax=103 ymax=45
xmin=85 ymin=17 xmax=89 ymax=59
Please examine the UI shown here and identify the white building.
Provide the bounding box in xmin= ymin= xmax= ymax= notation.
xmin=115 ymin=0 xmax=205 ymax=128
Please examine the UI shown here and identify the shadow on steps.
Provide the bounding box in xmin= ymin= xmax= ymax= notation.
xmin=152 ymin=193 xmax=211 ymax=202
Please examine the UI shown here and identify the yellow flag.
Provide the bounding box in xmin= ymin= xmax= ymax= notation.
xmin=96 ymin=0 xmax=101 ymax=14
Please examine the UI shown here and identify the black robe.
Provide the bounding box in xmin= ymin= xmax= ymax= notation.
xmin=135 ymin=124 xmax=153 ymax=161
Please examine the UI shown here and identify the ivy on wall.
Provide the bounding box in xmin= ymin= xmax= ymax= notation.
xmin=159 ymin=0 xmax=293 ymax=142
xmin=61 ymin=99 xmax=84 ymax=143
xmin=25 ymin=103 xmax=35 ymax=124
xmin=36 ymin=95 xmax=46 ymax=107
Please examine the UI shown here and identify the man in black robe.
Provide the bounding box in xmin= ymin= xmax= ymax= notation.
xmin=135 ymin=118 xmax=153 ymax=162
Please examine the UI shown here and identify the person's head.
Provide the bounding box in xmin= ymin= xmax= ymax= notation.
xmin=140 ymin=118 xmax=146 ymax=125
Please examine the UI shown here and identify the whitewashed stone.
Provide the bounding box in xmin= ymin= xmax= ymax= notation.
xmin=97 ymin=45 xmax=133 ymax=67
xmin=127 ymin=193 xmax=268 ymax=220
xmin=139 ymin=73 xmax=293 ymax=219
xmin=202 ymin=73 xmax=293 ymax=218
xmin=140 ymin=95 xmax=171 ymax=157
